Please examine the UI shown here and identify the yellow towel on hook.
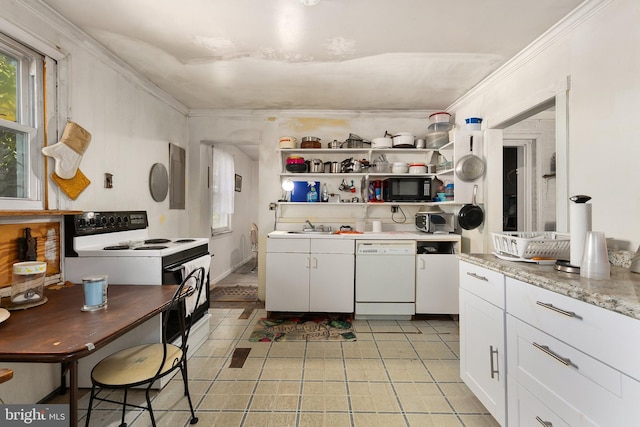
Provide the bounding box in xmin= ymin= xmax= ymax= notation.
xmin=51 ymin=169 xmax=90 ymax=200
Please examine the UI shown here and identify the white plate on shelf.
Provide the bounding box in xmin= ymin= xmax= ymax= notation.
xmin=492 ymin=251 xmax=557 ymax=265
xmin=0 ymin=308 xmax=10 ymax=324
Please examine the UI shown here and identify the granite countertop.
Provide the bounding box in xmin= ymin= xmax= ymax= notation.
xmin=268 ymin=230 xmax=461 ymax=241
xmin=459 ymin=253 xmax=640 ymax=321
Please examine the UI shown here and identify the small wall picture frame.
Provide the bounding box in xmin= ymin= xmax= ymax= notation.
xmin=235 ymin=174 xmax=242 ymax=192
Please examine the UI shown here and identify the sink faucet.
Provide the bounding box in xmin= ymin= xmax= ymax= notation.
xmin=304 ymin=220 xmax=315 ymax=230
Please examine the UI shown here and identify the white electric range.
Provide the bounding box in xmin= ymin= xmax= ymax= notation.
xmin=63 ymin=210 xmax=212 ymax=388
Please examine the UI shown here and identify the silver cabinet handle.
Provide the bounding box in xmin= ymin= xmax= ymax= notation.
xmin=536 ymin=416 xmax=553 ymax=426
xmin=533 ymin=342 xmax=572 ymax=367
xmin=536 ymin=301 xmax=576 ymax=318
xmin=467 ymin=272 xmax=488 ymax=281
xmin=489 ymin=345 xmax=499 ymax=379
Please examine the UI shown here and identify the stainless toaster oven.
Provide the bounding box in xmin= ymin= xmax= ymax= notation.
xmin=415 ymin=212 xmax=455 ymax=233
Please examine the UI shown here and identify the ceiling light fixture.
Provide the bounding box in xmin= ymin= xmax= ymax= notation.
xmin=300 ymin=0 xmax=320 ymax=5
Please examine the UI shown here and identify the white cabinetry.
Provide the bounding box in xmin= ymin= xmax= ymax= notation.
xmin=415 ymin=240 xmax=459 ymax=314
xmin=459 ymin=261 xmax=506 ymax=426
xmin=265 ymin=237 xmax=354 ymax=313
xmin=506 ymin=277 xmax=640 ymax=427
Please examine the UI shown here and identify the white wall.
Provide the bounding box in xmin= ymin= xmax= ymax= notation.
xmin=450 ymin=0 xmax=640 ymax=251
xmin=2 ymin=0 xmax=192 ymax=237
xmin=0 ymin=0 xmax=192 ymax=403
xmin=189 ymin=114 xmax=259 ymax=283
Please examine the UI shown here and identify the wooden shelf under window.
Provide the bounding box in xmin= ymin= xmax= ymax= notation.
xmin=0 ymin=210 xmax=82 ymax=217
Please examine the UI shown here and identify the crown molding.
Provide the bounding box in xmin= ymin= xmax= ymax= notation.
xmin=188 ymin=109 xmax=436 ymax=119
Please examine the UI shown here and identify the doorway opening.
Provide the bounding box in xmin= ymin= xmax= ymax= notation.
xmin=500 ymin=105 xmax=557 ymax=232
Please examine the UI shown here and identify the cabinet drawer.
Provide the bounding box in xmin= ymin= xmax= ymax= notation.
xmin=310 ymin=238 xmax=354 ymax=254
xmin=506 ymin=277 xmax=640 ymax=381
xmin=459 ymin=261 xmax=505 ymax=308
xmin=267 ymin=237 xmax=310 ymax=253
xmin=507 ymin=376 xmax=572 ymax=427
xmin=507 ymin=315 xmax=628 ymax=426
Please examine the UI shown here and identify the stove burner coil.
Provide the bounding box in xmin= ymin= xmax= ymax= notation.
xmin=174 ymin=239 xmax=196 ymax=243
xmin=134 ymin=246 xmax=169 ymax=250
xmin=145 ymin=238 xmax=172 ymax=244
xmin=103 ymin=245 xmax=131 ymax=250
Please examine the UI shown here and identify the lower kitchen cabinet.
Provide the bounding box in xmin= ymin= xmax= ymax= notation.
xmin=266 ymin=238 xmax=354 ymax=313
xmin=506 ymin=277 xmax=640 ymax=427
xmin=459 ymin=261 xmax=506 ymax=426
xmin=460 ymin=259 xmax=640 ymax=427
xmin=416 ymin=253 xmax=458 ymax=314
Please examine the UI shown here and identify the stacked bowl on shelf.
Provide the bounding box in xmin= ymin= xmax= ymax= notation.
xmin=426 ymin=112 xmax=453 ymax=149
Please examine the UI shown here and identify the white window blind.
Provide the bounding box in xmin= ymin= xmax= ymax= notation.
xmin=211 ymin=146 xmax=234 ymax=233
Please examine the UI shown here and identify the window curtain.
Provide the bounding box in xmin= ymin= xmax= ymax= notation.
xmin=212 ymin=146 xmax=235 ymax=215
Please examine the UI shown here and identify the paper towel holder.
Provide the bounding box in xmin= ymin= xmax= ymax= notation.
xmin=555 ymin=194 xmax=592 ymax=273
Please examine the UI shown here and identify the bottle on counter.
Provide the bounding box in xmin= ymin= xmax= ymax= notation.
xmin=307 ymin=182 xmax=318 ymax=202
xmin=444 ymin=182 xmax=454 ymax=201
xmin=321 ymin=183 xmax=329 ymax=202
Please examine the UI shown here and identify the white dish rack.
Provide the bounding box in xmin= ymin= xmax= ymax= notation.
xmin=491 ymin=232 xmax=570 ymax=260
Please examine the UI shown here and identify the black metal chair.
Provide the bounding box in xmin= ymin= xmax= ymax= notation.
xmin=84 ymin=267 xmax=205 ymax=427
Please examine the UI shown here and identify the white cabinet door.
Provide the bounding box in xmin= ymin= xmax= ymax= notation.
xmin=266 ymin=252 xmax=310 ymax=312
xmin=310 ymin=253 xmax=354 ymax=313
xmin=460 ymin=288 xmax=506 ymax=426
xmin=416 ymin=254 xmax=458 ymax=314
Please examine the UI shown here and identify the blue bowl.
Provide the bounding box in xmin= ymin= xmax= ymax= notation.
xmin=465 ymin=117 xmax=482 ymax=124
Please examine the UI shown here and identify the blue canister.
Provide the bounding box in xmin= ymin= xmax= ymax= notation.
xmin=81 ymin=275 xmax=108 ymax=311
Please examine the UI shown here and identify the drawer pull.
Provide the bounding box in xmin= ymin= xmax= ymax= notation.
xmin=536 ymin=301 xmax=576 ymax=318
xmin=535 ymin=416 xmax=553 ymax=426
xmin=467 ymin=272 xmax=489 ymax=281
xmin=533 ymin=342 xmax=572 ymax=366
xmin=489 ymin=345 xmax=499 ymax=379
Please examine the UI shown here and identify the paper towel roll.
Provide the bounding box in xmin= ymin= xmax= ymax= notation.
xmin=570 ymin=203 xmax=592 ymax=267
xmin=372 ymin=220 xmax=382 ymax=233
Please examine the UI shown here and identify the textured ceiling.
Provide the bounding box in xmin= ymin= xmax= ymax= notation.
xmin=42 ymin=0 xmax=584 ymax=110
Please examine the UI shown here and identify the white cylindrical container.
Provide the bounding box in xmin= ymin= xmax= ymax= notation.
xmin=372 ymin=220 xmax=382 ymax=233
xmin=580 ymin=231 xmax=610 ymax=280
xmin=570 ymin=202 xmax=592 ymax=267
xmin=392 ymin=162 xmax=409 ymax=174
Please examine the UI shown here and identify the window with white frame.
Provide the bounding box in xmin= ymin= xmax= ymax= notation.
xmin=0 ymin=33 xmax=46 ymax=209
xmin=210 ymin=146 xmax=235 ymax=234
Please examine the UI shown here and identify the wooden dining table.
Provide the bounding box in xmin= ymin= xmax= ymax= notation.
xmin=0 ymin=282 xmax=179 ymax=426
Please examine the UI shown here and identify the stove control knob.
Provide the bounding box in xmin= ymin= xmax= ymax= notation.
xmin=108 ymin=217 xmax=115 ymax=225
xmin=100 ymin=217 xmax=107 ymax=225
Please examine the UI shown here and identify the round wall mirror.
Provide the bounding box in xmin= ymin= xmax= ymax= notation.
xmin=149 ymin=163 xmax=169 ymax=202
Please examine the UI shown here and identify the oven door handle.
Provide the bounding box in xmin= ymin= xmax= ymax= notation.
xmin=164 ymin=263 xmax=185 ymax=273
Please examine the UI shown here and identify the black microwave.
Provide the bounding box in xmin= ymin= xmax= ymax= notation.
xmin=382 ymin=177 xmax=432 ymax=202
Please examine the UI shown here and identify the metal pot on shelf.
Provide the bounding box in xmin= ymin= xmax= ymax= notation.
xmin=308 ymin=159 xmax=324 ymax=173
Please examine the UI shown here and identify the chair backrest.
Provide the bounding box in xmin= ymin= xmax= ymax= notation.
xmin=156 ymin=267 xmax=205 ymax=378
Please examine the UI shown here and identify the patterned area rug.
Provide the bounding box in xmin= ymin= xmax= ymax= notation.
xmin=249 ymin=315 xmax=356 ymax=342
xmin=211 ymin=285 xmax=258 ymax=302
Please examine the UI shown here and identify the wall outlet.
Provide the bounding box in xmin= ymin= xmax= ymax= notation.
xmin=391 ymin=205 xmax=399 ymax=213
xmin=269 ymin=202 xmax=277 ymax=210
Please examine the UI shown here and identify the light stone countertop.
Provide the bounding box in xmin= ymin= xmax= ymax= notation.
xmin=459 ymin=253 xmax=640 ymax=321
xmin=268 ymin=230 xmax=461 ymax=241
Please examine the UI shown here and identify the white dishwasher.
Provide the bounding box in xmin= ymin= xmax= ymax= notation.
xmin=355 ymin=240 xmax=416 ymax=320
